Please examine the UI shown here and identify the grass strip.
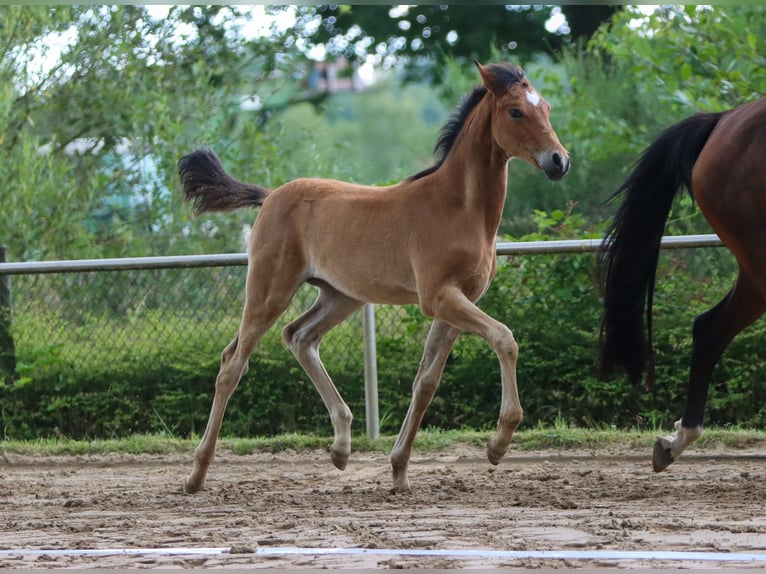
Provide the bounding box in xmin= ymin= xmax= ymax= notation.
xmin=2 ymin=425 xmax=765 ymax=457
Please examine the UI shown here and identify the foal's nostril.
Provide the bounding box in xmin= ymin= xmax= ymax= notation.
xmin=552 ymin=152 xmax=563 ymax=169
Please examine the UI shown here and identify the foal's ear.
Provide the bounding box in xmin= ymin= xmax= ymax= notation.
xmin=475 ymin=60 xmax=505 ymax=97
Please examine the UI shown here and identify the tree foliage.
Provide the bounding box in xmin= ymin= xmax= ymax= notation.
xmin=304 ymin=5 xmax=558 ymax=73
xmin=8 ymin=5 xmax=765 ymax=262
xmin=0 ymin=6 xmax=299 ymax=260
xmin=558 ymin=4 xmax=766 ymax=231
xmin=295 ymin=5 xmax=617 ymax=82
xmin=589 ymin=5 xmax=766 ymax=113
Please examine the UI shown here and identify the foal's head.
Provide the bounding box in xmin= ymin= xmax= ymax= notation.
xmin=476 ymin=61 xmax=569 ymax=180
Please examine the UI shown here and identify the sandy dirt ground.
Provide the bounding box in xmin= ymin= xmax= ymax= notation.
xmin=1 ymin=444 xmax=765 ymax=569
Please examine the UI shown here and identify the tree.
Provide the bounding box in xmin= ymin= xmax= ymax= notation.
xmin=293 ymin=5 xmax=619 ymax=81
xmin=588 ymin=5 xmax=766 ymax=113
xmin=560 ymin=6 xmax=620 ymax=43
xmin=0 ymin=5 xmax=304 ymax=260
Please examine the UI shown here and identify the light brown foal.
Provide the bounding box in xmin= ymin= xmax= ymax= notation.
xmin=179 ymin=61 xmax=569 ymax=493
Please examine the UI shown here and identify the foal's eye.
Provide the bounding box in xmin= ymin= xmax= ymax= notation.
xmin=509 ymin=109 xmax=523 ymax=119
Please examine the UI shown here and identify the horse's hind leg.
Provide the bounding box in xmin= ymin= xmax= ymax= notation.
xmin=654 ymin=266 xmax=766 ymax=472
xmin=390 ymin=319 xmax=461 ymax=491
xmin=282 ymin=285 xmax=363 ymax=471
xmin=186 ymin=263 xmax=304 ymax=493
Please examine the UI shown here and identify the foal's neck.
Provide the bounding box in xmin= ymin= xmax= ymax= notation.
xmin=441 ymin=95 xmax=509 ymax=235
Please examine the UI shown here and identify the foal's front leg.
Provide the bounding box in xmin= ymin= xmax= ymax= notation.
xmin=427 ymin=287 xmax=523 ymax=466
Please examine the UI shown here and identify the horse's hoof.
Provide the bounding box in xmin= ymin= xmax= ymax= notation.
xmin=652 ymin=437 xmax=674 ymax=472
xmin=391 ymin=475 xmax=411 ymax=492
xmin=487 ymin=443 xmax=507 ymax=466
xmin=331 ymin=449 xmax=349 ymax=471
xmin=185 ymin=477 xmax=204 ymax=494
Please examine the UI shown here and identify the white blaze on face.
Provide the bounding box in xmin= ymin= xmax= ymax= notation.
xmin=526 ymin=90 xmax=541 ymax=107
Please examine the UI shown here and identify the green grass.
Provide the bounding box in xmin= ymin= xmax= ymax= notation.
xmin=2 ymin=425 xmax=765 ymax=457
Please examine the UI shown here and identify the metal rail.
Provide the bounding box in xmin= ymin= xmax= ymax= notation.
xmin=496 ymin=233 xmax=722 ymax=255
xmin=0 ymin=234 xmax=723 ymax=275
xmin=0 ymin=252 xmax=248 ymax=275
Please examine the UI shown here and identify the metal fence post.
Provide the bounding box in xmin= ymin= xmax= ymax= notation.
xmin=0 ymin=246 xmax=17 ymax=383
xmin=362 ymin=303 xmax=379 ymax=439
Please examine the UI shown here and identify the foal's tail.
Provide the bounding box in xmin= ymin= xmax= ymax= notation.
xmin=598 ymin=111 xmax=723 ymax=388
xmin=178 ymin=149 xmax=270 ymax=214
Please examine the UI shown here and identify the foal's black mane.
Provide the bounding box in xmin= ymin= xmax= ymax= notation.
xmin=407 ymin=63 xmax=524 ymax=182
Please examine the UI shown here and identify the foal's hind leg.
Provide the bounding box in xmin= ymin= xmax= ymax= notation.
xmin=654 ymin=266 xmax=766 ymax=472
xmin=282 ymin=286 xmax=363 ymax=471
xmin=390 ymin=320 xmax=461 ymax=491
xmin=186 ymin=265 xmax=304 ymax=493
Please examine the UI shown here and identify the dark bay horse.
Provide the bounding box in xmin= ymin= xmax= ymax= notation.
xmin=599 ymin=96 xmax=766 ymax=472
xmin=179 ymin=61 xmax=569 ymax=492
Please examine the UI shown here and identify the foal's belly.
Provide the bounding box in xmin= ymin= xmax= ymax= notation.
xmin=309 ymin=264 xmax=419 ymax=306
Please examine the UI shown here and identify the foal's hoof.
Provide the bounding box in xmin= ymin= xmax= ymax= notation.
xmin=652 ymin=437 xmax=674 ymax=473
xmin=391 ymin=476 xmax=411 ymax=492
xmin=184 ymin=477 xmax=205 ymax=494
xmin=331 ymin=449 xmax=349 ymax=471
xmin=487 ymin=443 xmax=507 ymax=466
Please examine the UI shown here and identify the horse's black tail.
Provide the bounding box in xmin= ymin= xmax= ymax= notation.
xmin=598 ymin=111 xmax=723 ymax=388
xmin=178 ymin=149 xmax=270 ymax=214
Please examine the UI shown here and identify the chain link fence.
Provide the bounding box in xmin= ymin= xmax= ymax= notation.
xmin=0 ymin=254 xmax=425 ymax=439
xmin=5 ymin=266 xmax=382 ymax=376
xmin=3 ymin=235 xmax=724 ymax=385
xmin=0 ymin=235 xmax=728 ymax=440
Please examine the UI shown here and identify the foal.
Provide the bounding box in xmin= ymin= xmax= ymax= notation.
xmin=179 ymin=61 xmax=569 ymax=492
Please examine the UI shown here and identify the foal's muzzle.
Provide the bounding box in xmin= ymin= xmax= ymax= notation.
xmin=541 ymin=151 xmax=570 ymax=181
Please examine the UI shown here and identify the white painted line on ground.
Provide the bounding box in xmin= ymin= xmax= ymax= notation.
xmin=1 ymin=546 xmax=765 ymax=562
